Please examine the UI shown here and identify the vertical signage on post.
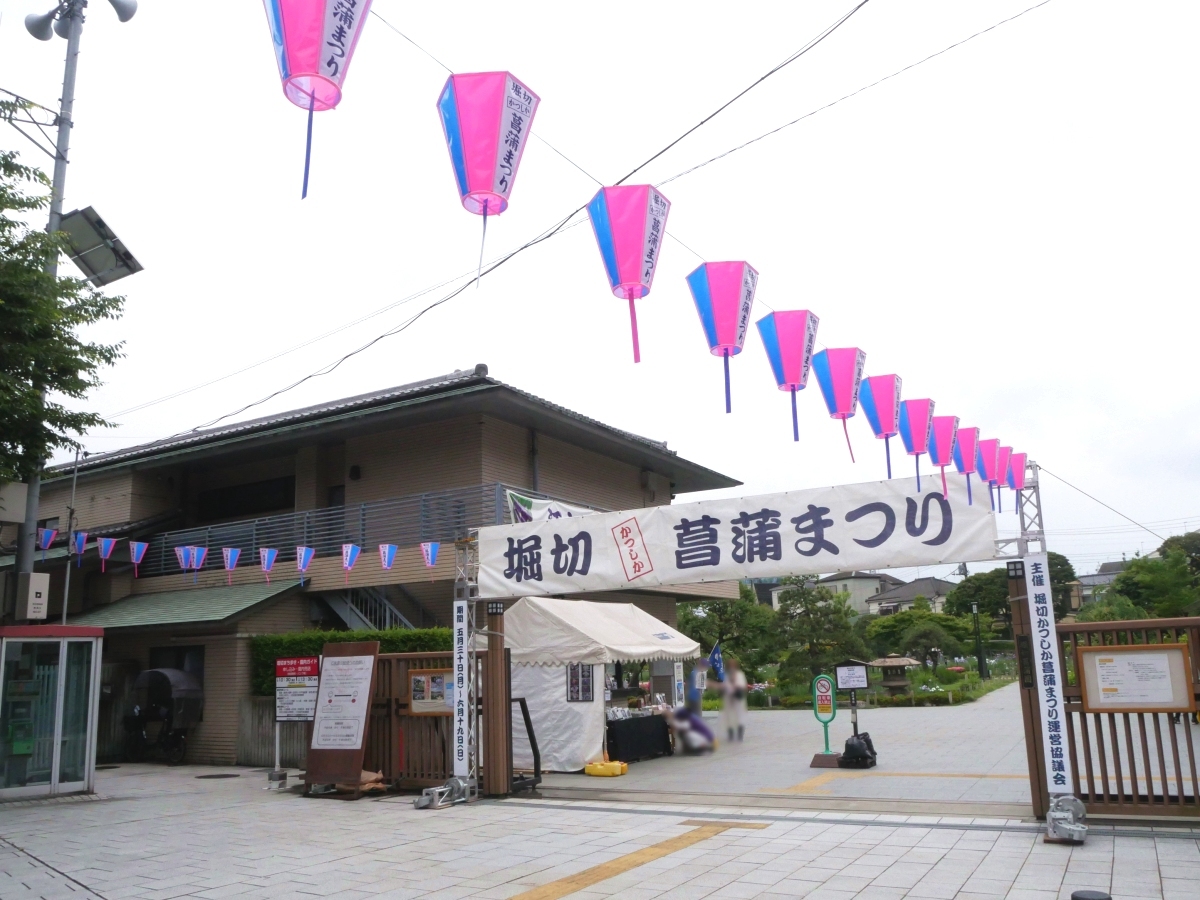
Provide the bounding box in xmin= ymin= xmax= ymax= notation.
xmin=276 ymin=657 xmax=320 ymax=721
xmin=810 ymin=674 xmax=839 ymax=766
xmin=452 ymin=599 xmax=469 ymax=778
xmin=1022 ymin=553 xmax=1074 ymax=795
xmin=673 ymin=661 xmax=684 ymax=707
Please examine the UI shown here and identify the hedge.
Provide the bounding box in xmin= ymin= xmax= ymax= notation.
xmin=249 ymin=628 xmax=451 ymax=696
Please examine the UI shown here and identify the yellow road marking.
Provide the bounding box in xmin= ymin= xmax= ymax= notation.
xmin=509 ymin=821 xmax=768 ymax=900
xmin=774 ymin=770 xmax=1027 ymax=794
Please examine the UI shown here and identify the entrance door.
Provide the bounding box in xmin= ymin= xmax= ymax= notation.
xmin=0 ymin=638 xmax=98 ymax=798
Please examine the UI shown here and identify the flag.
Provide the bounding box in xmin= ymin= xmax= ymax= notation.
xmin=296 ymin=546 xmax=315 ymax=586
xmin=97 ymin=537 xmax=118 ymax=573
xmin=73 ymin=531 xmax=88 ymax=567
xmin=506 ymin=490 xmax=593 ymax=523
xmin=129 ymin=541 xmax=148 ymax=578
xmin=342 ymin=543 xmax=361 ymax=584
xmin=260 ymin=547 xmax=278 ymax=583
xmin=708 ymin=643 xmax=725 ymax=682
xmin=222 ymin=547 xmax=241 ymax=585
xmin=379 ymin=543 xmax=398 ymax=570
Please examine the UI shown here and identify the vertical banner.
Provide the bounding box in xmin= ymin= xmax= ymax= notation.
xmin=452 ymin=599 xmax=469 ymax=778
xmin=1023 ymin=553 xmax=1074 ymax=794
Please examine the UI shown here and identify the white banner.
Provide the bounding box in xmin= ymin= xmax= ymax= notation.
xmin=452 ymin=599 xmax=469 ymax=778
xmin=1023 ymin=553 xmax=1075 ymax=794
xmin=479 ymin=475 xmax=997 ymax=599
xmin=507 ymin=489 xmax=595 ymax=524
xmin=310 ymin=655 xmax=373 ymax=750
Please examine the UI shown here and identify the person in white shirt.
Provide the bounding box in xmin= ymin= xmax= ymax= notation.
xmin=720 ymin=658 xmax=749 ymax=742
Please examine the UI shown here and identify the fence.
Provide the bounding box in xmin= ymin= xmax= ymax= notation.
xmin=236 ymin=697 xmax=309 ymax=768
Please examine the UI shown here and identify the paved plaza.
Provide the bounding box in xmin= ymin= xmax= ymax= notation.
xmin=2 ymin=762 xmax=1198 ymax=900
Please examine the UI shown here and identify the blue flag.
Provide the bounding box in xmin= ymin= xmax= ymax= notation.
xmin=708 ymin=643 xmax=725 ymax=682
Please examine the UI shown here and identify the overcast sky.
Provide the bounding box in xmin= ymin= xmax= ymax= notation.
xmin=2 ymin=0 xmax=1197 ymax=580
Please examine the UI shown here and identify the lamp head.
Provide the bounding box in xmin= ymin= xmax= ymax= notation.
xmin=108 ymin=0 xmax=137 ymax=22
xmin=24 ymin=10 xmax=57 ymax=41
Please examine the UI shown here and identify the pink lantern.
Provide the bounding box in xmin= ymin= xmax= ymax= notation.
xmin=586 ymin=185 xmax=671 ymax=363
xmin=928 ymin=416 xmax=960 ymax=500
xmin=858 ymin=374 xmax=902 ymax=478
xmin=261 ymin=0 xmax=373 ymax=198
xmin=996 ymin=446 xmax=1013 ymax=513
xmin=755 ymin=310 xmax=820 ymax=442
xmin=953 ymin=427 xmax=980 ymax=505
xmin=975 ymin=438 xmax=1001 ymax=511
xmin=898 ymin=399 xmax=935 ymax=492
xmin=1007 ymin=451 xmax=1027 ymax=495
xmin=685 ymin=261 xmax=758 ymax=412
xmin=812 ymin=348 xmax=866 ymax=461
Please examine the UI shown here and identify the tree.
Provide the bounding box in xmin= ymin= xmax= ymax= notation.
xmin=911 ymin=595 xmax=932 ymax=612
xmin=1109 ymin=552 xmax=1200 ymax=618
xmin=1159 ymin=532 xmax=1200 ymax=579
xmin=676 ymin=583 xmax=778 ymax=680
xmin=900 ymin=622 xmax=964 ymax=666
xmin=774 ymin=578 xmax=867 ymax=686
xmin=944 ymin=568 xmax=1010 ymax=631
xmin=1075 ymin=594 xmax=1151 ymax=623
xmin=866 ymin=609 xmax=972 ymax=656
xmin=0 ymin=148 xmax=124 ymax=484
xmin=1048 ymin=552 xmax=1076 ymax=621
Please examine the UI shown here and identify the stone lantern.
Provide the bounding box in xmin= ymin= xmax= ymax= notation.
xmin=869 ymin=653 xmax=920 ymax=696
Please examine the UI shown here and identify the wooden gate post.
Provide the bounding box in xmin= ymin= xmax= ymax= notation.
xmin=1008 ymin=560 xmax=1050 ymax=818
xmin=483 ymin=601 xmax=510 ymax=796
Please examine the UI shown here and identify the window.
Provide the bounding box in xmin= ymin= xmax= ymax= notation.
xmin=37 ymin=517 xmax=60 ymax=532
xmin=196 ymin=476 xmax=294 ymax=522
xmin=326 ymin=485 xmax=345 ymax=507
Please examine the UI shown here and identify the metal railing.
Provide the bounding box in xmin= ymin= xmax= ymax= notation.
xmin=138 ymin=482 xmax=603 ymax=579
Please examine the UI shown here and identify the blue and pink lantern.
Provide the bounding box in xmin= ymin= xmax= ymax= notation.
xmin=72 ymin=530 xmax=88 ymax=567
xmin=995 ymin=446 xmax=1013 ymax=513
xmin=928 ymin=415 xmax=959 ymax=500
xmin=437 ymin=72 xmax=540 ymax=285
xmin=858 ymin=374 xmax=902 ymax=478
xmin=129 ymin=540 xmax=148 ymax=578
xmin=379 ymin=543 xmax=398 ymax=570
xmin=685 ymin=261 xmax=759 ymax=412
xmin=975 ymin=438 xmax=1001 ymax=511
xmin=342 ymin=543 xmax=360 ymax=584
xmin=755 ymin=310 xmax=820 ymax=442
xmin=261 ymin=0 xmax=373 ymax=198
xmin=191 ymin=547 xmax=208 ymax=583
xmin=36 ymin=526 xmax=57 ymax=562
xmin=421 ymin=541 xmax=439 ymax=582
xmin=297 ymin=546 xmax=315 ymax=586
xmin=97 ymin=537 xmax=118 ymax=573
xmin=1007 ymin=451 xmax=1027 ymax=499
xmin=260 ymin=547 xmax=279 ymax=584
xmin=898 ymin=399 xmax=935 ymax=492
xmin=812 ymin=347 xmax=866 ymax=461
xmin=953 ymin=426 xmax=980 ymax=505
xmin=222 ymin=547 xmax=241 ymax=586
xmin=586 ymin=185 xmax=671 ymax=363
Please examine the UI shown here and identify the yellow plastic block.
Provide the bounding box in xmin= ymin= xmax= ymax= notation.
xmin=585 ymin=761 xmax=627 ymax=777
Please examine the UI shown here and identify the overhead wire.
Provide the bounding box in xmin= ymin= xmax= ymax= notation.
xmin=1038 ymin=466 xmax=1166 ymax=542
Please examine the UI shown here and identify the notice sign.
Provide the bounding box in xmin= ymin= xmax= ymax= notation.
xmin=1022 ymin=553 xmax=1074 ymax=794
xmin=835 ymin=664 xmax=869 ymax=691
xmin=275 ymin=656 xmax=319 ymax=721
xmin=1078 ymin=644 xmax=1195 ymax=714
xmin=410 ymin=668 xmax=454 ymax=715
xmin=311 ymin=655 xmax=374 ymax=749
xmin=452 ymin=598 xmax=469 ymax=778
xmin=813 ymin=674 xmax=836 ymax=722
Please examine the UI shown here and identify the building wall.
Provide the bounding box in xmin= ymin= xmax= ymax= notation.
xmin=36 ymin=471 xmax=135 ymax=531
xmin=481 ymin=417 xmax=533 ymax=488
xmin=536 ymin=434 xmax=665 ymax=512
xmin=129 ymin=470 xmax=177 ymax=522
xmin=343 ymin=416 xmax=484 ymax=505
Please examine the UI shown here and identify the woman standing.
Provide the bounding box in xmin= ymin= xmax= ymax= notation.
xmin=721 ymin=658 xmax=749 ymax=742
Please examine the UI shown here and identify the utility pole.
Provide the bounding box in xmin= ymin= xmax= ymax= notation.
xmin=972 ymin=601 xmax=989 ymax=680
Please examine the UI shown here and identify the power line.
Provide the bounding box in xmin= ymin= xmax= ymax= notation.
xmin=1039 ymin=466 xmax=1166 ymax=543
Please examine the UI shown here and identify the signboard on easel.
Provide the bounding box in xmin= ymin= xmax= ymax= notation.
xmin=304 ymin=641 xmax=379 ymax=794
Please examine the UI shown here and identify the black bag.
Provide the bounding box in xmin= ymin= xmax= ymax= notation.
xmin=838 ymin=731 xmax=877 ymax=769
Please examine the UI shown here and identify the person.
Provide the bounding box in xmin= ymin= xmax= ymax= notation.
xmin=720 ymin=658 xmax=748 ymax=742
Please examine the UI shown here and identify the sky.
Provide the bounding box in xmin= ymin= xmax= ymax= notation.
xmin=2 ymin=0 xmax=1197 ymax=582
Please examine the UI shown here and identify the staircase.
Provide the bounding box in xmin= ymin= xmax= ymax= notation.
xmin=325 ymin=587 xmax=415 ymax=631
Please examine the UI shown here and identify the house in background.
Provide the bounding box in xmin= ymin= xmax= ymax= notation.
xmin=866 ymin=576 xmax=957 ymax=615
xmin=1 ymin=365 xmax=741 ymax=763
xmin=1070 ymin=560 xmax=1130 ymax=609
xmin=814 ymin=571 xmax=906 ymax=616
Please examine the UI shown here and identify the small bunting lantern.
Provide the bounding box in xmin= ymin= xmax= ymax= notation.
xmin=260 ymin=547 xmax=279 ymax=584
xmin=297 ymin=546 xmax=315 ymax=586
xmin=927 ymin=416 xmax=960 ymax=501
xmin=1007 ymin=451 xmax=1028 ymax=496
xmin=858 ymin=374 xmax=902 ymax=478
xmin=421 ymin=541 xmax=440 ymax=582
xmin=97 ymin=537 xmax=118 ymax=573
xmin=898 ymin=399 xmax=935 ymax=492
xmin=953 ymin=427 xmax=980 ymax=506
xmin=73 ymin=531 xmax=88 ymax=567
xmin=129 ymin=541 xmax=148 ymax=578
xmin=222 ymin=547 xmax=241 ymax=586
xmin=37 ymin=527 xmax=57 ymax=562
xmin=379 ymin=543 xmax=398 ymax=570
xmin=342 ymin=543 xmax=361 ymax=585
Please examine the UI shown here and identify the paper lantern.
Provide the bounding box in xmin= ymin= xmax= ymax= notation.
xmin=421 ymin=541 xmax=440 ymax=568
xmin=174 ymin=546 xmax=188 ymax=572
xmin=685 ymin=261 xmax=759 ymax=412
xmin=928 ymin=416 xmax=960 ymax=500
xmin=129 ymin=541 xmax=148 ymax=578
xmin=755 ymin=310 xmax=820 ymax=442
xmin=995 ymin=446 xmax=1013 ymax=513
xmin=37 ymin=527 xmax=57 ymax=562
xmin=73 ymin=531 xmax=88 ymax=567
xmin=261 ymin=0 xmax=373 ymax=197
xmin=260 ymin=547 xmax=279 ymax=584
xmin=379 ymin=543 xmax=398 ymax=570
xmin=97 ymin=537 xmax=118 ymax=573
xmin=342 ymin=543 xmax=361 ymax=584
xmin=222 ymin=547 xmax=241 ymax=586
xmin=975 ymin=438 xmax=1001 ymax=511
xmin=953 ymin=427 xmax=980 ymax=506
xmin=812 ymin=347 xmax=866 ymax=461
xmin=858 ymin=374 xmax=902 ymax=478
xmin=898 ymin=399 xmax=935 ymax=492
xmin=1007 ymin=451 xmax=1027 ymax=495
xmin=297 ymin=546 xmax=315 ymax=586
xmin=191 ymin=547 xmax=208 ymax=584
xmin=586 ymin=185 xmax=671 ymax=362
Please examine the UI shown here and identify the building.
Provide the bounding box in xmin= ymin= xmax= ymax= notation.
xmin=1070 ymin=560 xmax=1130 ymax=609
xmin=1 ymin=365 xmax=741 ymax=764
xmin=865 ymin=576 xmax=957 ymax=615
xmin=813 ymin=571 xmax=906 ymax=616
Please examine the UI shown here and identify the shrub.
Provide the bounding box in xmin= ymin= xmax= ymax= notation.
xmin=249 ymin=627 xmax=451 ymax=695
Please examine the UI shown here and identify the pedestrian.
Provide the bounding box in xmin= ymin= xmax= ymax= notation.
xmin=720 ymin=657 xmax=748 ymax=741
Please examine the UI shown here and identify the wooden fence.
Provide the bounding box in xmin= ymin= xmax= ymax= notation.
xmin=236 ymin=697 xmax=309 ymax=768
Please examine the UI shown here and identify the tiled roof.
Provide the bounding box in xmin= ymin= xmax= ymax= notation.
xmin=69 ymin=581 xmax=300 ymax=629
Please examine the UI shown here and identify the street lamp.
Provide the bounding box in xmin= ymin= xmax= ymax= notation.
xmin=15 ymin=0 xmax=138 ymax=579
xmin=972 ymin=601 xmax=990 ymax=680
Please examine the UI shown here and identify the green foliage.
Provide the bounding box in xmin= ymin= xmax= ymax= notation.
xmin=1048 ymin=552 xmax=1077 ymax=621
xmin=944 ymin=568 xmax=1010 ymax=629
xmin=910 ymin=595 xmax=932 ymax=612
xmin=0 ymin=150 xmax=125 ymax=483
xmin=899 ymin=622 xmax=964 ymax=665
xmin=865 ymin=609 xmax=971 ymax=656
xmin=774 ymin=578 xmax=867 ymax=687
xmin=676 ymin=583 xmax=778 ymax=681
xmin=249 ymin=627 xmax=451 ymax=695
xmin=1107 ymin=551 xmax=1200 ymax=618
xmin=1159 ymin=531 xmax=1200 ymax=578
xmin=1074 ymin=594 xmax=1150 ymax=623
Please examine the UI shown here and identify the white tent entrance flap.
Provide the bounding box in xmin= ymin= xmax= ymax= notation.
xmin=506 ymin=597 xmax=699 ymax=772
xmin=479 ymin=475 xmax=997 ymax=599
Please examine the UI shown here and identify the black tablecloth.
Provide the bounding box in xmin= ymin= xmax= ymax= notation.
xmin=606 ymin=714 xmax=672 ymax=763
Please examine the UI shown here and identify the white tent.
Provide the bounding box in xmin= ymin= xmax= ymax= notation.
xmin=506 ymin=597 xmax=699 ymax=772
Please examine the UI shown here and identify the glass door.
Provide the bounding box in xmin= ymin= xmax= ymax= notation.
xmin=0 ymin=640 xmax=60 ymax=796
xmin=56 ymin=641 xmax=95 ymax=792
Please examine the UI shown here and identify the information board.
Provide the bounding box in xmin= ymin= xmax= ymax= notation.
xmin=835 ymin=663 xmax=869 ymax=690
xmin=304 ymin=641 xmax=379 ymax=789
xmin=1078 ymin=644 xmax=1195 ymax=714
xmin=410 ymin=668 xmax=454 ymax=715
xmin=275 ymin=656 xmax=319 ymax=722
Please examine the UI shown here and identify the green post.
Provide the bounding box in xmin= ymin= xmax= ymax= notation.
xmin=811 ymin=674 xmax=837 ymax=754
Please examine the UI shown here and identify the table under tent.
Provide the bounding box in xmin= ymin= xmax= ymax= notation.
xmin=504 ymin=596 xmax=700 ymax=773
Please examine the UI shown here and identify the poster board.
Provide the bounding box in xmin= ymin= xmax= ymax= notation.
xmin=305 ymin=641 xmax=379 ymax=787
xmin=1077 ymin=643 xmax=1196 ymax=714
xmin=276 ymin=656 xmax=319 ymax=721
xmin=409 ymin=668 xmax=454 ymax=716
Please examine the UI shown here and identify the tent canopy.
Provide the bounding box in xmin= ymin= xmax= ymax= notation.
xmin=505 ymin=596 xmax=700 ymax=665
